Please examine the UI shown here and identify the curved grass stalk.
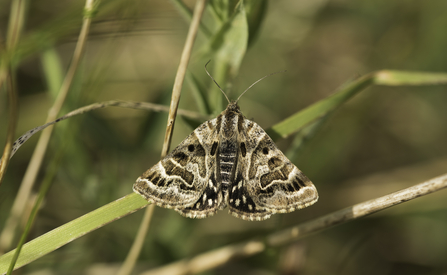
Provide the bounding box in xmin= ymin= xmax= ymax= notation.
xmin=2 ymin=100 xmax=209 ymax=162
xmin=140 ymin=173 xmax=447 ymax=275
xmin=0 ymin=0 xmax=27 ymax=186
xmin=268 ymin=70 xmax=447 ymax=140
xmin=0 ymin=0 xmax=96 ymax=256
xmin=0 ymin=71 xmax=18 ymax=186
xmin=117 ymin=1 xmax=209 ymax=275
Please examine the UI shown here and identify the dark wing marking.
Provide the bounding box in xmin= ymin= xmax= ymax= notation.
xmin=228 ymin=168 xmax=273 ymax=221
xmin=176 ymin=170 xmax=222 ymax=218
xmin=133 ymin=119 xmax=216 ymax=209
xmin=241 ymin=120 xmax=318 ymax=214
xmin=226 ymin=120 xmax=273 ymax=221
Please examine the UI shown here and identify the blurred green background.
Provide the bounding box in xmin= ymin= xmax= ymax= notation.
xmin=1 ymin=0 xmax=447 ymax=274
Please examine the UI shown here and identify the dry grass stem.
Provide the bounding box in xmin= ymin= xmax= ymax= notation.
xmin=5 ymin=0 xmax=27 ymax=49
xmin=0 ymin=0 xmax=96 ymax=253
xmin=5 ymin=100 xmax=209 ymax=161
xmin=141 ymin=173 xmax=447 ymax=275
xmin=140 ymin=241 xmax=265 ymax=275
xmin=0 ymin=72 xmax=18 ymax=186
xmin=117 ymin=204 xmax=155 ymax=275
xmin=161 ymin=0 xmax=207 ymax=156
xmin=118 ymin=1 xmax=208 ymax=275
xmin=267 ymin=173 xmax=447 ymax=246
xmin=0 ymin=0 xmax=27 ymax=186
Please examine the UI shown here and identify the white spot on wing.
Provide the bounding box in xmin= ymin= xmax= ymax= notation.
xmin=203 ymin=193 xmax=207 ymax=203
xmin=235 ymin=199 xmax=240 ymax=206
xmin=208 ymin=199 xmax=213 ymax=206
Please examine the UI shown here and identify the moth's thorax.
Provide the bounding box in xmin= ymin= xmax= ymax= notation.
xmin=220 ymin=102 xmax=244 ymax=138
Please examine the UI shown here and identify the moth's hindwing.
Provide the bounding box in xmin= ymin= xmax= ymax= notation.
xmin=230 ymin=119 xmax=318 ymax=220
xmin=133 ymin=120 xmax=216 ymax=210
xmin=228 ymin=167 xmax=274 ymax=221
xmin=175 ymin=170 xmax=223 ymax=219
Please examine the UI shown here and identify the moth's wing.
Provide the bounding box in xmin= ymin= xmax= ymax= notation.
xmin=175 ymin=169 xmax=222 ymax=219
xmin=133 ymin=120 xmax=215 ymax=210
xmin=239 ymin=119 xmax=318 ymax=216
xmin=228 ymin=164 xmax=274 ymax=221
xmin=227 ymin=119 xmax=275 ymax=221
xmin=175 ymin=119 xmax=224 ymax=218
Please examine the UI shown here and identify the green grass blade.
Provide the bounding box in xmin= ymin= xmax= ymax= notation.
xmin=285 ymin=111 xmax=333 ymax=160
xmin=169 ymin=0 xmax=212 ymax=37
xmin=207 ymin=1 xmax=249 ymax=111
xmin=187 ymin=71 xmax=212 ymax=115
xmin=374 ymin=70 xmax=447 ymax=85
xmin=267 ymin=74 xmax=374 ymax=140
xmin=0 ymin=193 xmax=148 ymax=273
xmin=41 ymin=48 xmax=64 ymax=97
xmin=244 ymin=0 xmax=267 ymax=47
xmin=5 ymin=150 xmax=63 ymax=274
xmin=210 ymin=1 xmax=248 ymax=76
xmin=267 ymin=70 xmax=447 ymax=140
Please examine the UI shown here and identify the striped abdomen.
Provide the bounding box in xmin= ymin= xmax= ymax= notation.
xmin=219 ymin=139 xmax=237 ymax=194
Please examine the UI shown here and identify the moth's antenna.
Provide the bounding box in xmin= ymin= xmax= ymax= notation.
xmin=235 ymin=70 xmax=286 ymax=103
xmin=205 ymin=60 xmax=231 ymax=104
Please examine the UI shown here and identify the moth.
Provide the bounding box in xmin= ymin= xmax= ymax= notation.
xmin=133 ymin=73 xmax=318 ymax=221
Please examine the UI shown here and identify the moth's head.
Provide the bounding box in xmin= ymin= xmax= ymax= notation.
xmin=222 ymin=101 xmax=242 ymax=117
xmin=227 ymin=101 xmax=241 ymax=112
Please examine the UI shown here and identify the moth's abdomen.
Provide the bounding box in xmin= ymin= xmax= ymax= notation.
xmin=219 ymin=140 xmax=237 ymax=192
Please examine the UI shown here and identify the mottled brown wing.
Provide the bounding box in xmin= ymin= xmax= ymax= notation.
xmin=175 ymin=169 xmax=223 ymax=219
xmin=133 ymin=120 xmax=218 ymax=210
xmin=227 ymin=117 xmax=278 ymax=221
xmin=228 ymin=165 xmax=274 ymax=220
xmin=238 ymin=119 xmax=318 ymax=215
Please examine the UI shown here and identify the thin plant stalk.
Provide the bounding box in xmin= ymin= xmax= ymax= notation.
xmin=116 ymin=203 xmax=154 ymax=275
xmin=0 ymin=71 xmax=18 ymax=186
xmin=140 ymin=173 xmax=447 ymax=275
xmin=7 ymin=100 xmax=209 ymax=161
xmin=0 ymin=0 xmax=97 ymax=253
xmin=0 ymin=0 xmax=27 ymax=186
xmin=117 ymin=0 xmax=208 ymax=274
xmin=161 ymin=0 xmax=208 ymax=156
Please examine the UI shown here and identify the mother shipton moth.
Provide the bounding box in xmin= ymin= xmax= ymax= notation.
xmin=133 ymin=67 xmax=318 ymax=221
